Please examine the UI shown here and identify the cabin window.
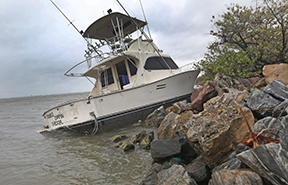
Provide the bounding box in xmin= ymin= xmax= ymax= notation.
xmin=128 ymin=58 xmax=137 ymax=76
xmin=144 ymin=57 xmax=179 ymax=70
xmin=100 ymin=68 xmax=114 ymax=87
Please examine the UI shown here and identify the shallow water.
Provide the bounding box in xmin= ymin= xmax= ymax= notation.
xmin=0 ymin=92 xmax=155 ymax=184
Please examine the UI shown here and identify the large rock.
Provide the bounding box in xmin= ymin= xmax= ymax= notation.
xmin=182 ymin=93 xmax=255 ymax=168
xmin=262 ymin=63 xmax=288 ymax=85
xmin=145 ymin=106 xmax=167 ymax=127
xmin=213 ymin=73 xmax=247 ymax=95
xmin=247 ymin=88 xmax=282 ymax=118
xmin=157 ymin=112 xmax=180 ymax=140
xmin=209 ymin=169 xmax=263 ymax=185
xmin=150 ymin=138 xmax=196 ymax=162
xmin=279 ymin=115 xmax=288 ymax=151
xmin=157 ymin=164 xmax=197 ymax=185
xmin=251 ymin=117 xmax=281 ymax=141
xmin=272 ymin=99 xmax=288 ymax=118
xmin=189 ymin=80 xmax=218 ymax=112
xmin=247 ymin=74 xmax=263 ymax=86
xmin=263 ymin=80 xmax=288 ymax=101
xmin=167 ymin=101 xmax=192 ymax=114
xmin=204 ymin=89 xmax=250 ymax=110
xmin=185 ymin=156 xmax=210 ymax=183
xmin=145 ymin=116 xmax=165 ymax=127
xmin=140 ymin=163 xmax=163 ymax=185
xmin=252 ymin=78 xmax=267 ymax=89
xmin=157 ymin=111 xmax=193 ymax=140
xmin=237 ymin=143 xmax=288 ymax=185
xmin=226 ymin=143 xmax=250 ymax=161
xmin=250 ymin=115 xmax=288 ymax=151
xmin=190 ymin=85 xmax=204 ymax=103
xmin=212 ymin=157 xmax=248 ymax=174
xmin=146 ymin=106 xmax=167 ymax=120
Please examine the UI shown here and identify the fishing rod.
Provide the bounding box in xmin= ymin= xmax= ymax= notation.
xmin=49 ymin=0 xmax=102 ymax=57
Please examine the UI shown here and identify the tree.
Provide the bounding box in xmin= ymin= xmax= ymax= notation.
xmin=195 ymin=0 xmax=288 ymax=84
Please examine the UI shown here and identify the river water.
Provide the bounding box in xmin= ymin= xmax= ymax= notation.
xmin=0 ymin=92 xmax=155 ymax=185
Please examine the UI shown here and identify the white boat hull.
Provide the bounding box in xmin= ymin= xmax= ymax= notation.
xmin=38 ymin=70 xmax=199 ymax=134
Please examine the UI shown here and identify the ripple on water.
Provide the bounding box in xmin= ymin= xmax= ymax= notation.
xmin=0 ymin=93 xmax=156 ymax=185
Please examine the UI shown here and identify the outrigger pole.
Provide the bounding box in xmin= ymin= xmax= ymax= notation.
xmin=139 ymin=0 xmax=152 ymax=40
xmin=50 ymin=0 xmax=81 ymax=35
xmin=49 ymin=0 xmax=102 ymax=57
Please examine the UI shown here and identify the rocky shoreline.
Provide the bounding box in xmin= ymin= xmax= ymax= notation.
xmin=111 ymin=63 xmax=288 ymax=185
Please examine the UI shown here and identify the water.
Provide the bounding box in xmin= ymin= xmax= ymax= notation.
xmin=0 ymin=92 xmax=155 ymax=185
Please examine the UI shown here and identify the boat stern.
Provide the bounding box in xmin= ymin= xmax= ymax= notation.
xmin=39 ymin=99 xmax=96 ymax=134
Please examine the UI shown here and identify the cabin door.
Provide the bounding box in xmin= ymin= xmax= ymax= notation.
xmin=116 ymin=61 xmax=130 ymax=90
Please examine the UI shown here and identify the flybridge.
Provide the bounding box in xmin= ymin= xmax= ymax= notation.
xmin=82 ymin=11 xmax=147 ymax=40
xmin=50 ymin=0 xmax=170 ymax=79
xmin=63 ymin=10 xmax=151 ymax=78
xmin=81 ymin=11 xmax=148 ymax=61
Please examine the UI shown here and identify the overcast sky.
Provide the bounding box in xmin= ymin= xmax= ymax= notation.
xmin=0 ymin=0 xmax=254 ymax=99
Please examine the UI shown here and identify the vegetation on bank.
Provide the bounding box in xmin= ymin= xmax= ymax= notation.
xmin=195 ymin=0 xmax=288 ymax=85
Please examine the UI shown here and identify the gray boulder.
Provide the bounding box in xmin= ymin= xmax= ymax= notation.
xmin=150 ymin=138 xmax=196 ymax=162
xmin=250 ymin=115 xmax=288 ymax=152
xmin=140 ymin=163 xmax=163 ymax=185
xmin=212 ymin=158 xmax=244 ymax=173
xmin=237 ymin=143 xmax=288 ymax=185
xmin=145 ymin=106 xmax=167 ymax=127
xmin=226 ymin=144 xmax=250 ymax=161
xmin=272 ymin=99 xmax=288 ymax=118
xmin=185 ymin=156 xmax=210 ymax=183
xmin=280 ymin=115 xmax=288 ymax=151
xmin=146 ymin=106 xmax=167 ymax=120
xmin=247 ymin=88 xmax=282 ymax=117
xmin=157 ymin=164 xmax=197 ymax=185
xmin=251 ymin=117 xmax=281 ymax=141
xmin=263 ymin=80 xmax=288 ymax=101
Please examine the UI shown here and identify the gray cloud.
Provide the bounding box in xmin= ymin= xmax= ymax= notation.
xmin=0 ymin=0 xmax=253 ymax=98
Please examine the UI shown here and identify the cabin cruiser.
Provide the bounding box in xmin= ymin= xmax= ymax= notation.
xmin=38 ymin=9 xmax=199 ymax=134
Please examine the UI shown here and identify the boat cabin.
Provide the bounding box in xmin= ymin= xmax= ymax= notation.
xmin=84 ymin=47 xmax=180 ymax=97
xmin=67 ymin=11 xmax=181 ymax=96
xmin=84 ymin=55 xmax=138 ymax=95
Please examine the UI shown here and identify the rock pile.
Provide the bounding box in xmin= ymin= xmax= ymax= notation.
xmin=109 ymin=130 xmax=155 ymax=152
xmin=140 ymin=63 xmax=288 ymax=185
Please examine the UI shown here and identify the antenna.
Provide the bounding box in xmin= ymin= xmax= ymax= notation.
xmin=50 ymin=0 xmax=102 ymax=57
